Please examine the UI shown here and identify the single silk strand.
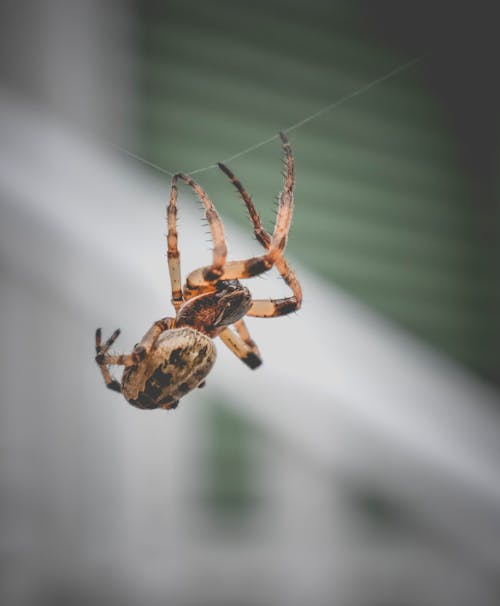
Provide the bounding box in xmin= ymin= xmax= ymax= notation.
xmin=114 ymin=55 xmax=423 ymax=178
xmin=110 ymin=142 xmax=175 ymax=177
xmin=284 ymin=55 xmax=423 ymax=134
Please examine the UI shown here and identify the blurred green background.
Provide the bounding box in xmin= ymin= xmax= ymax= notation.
xmin=134 ymin=0 xmax=499 ymax=383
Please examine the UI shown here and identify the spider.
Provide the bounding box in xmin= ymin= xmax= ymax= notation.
xmin=95 ymin=132 xmax=302 ymax=411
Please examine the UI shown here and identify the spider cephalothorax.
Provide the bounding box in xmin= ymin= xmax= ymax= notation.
xmin=176 ymin=280 xmax=252 ymax=336
xmin=95 ymin=132 xmax=302 ymax=410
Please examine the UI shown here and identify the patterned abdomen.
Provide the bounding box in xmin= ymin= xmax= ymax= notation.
xmin=122 ymin=328 xmax=216 ymax=410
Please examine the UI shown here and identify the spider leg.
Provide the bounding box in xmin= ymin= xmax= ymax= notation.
xmin=174 ymin=172 xmax=227 ymax=283
xmin=217 ymin=161 xmax=270 ymax=249
xmin=217 ymin=134 xmax=302 ymax=317
xmin=184 ymin=258 xmax=271 ymax=291
xmin=184 ymin=132 xmax=295 ymax=292
xmin=218 ymin=326 xmax=262 ymax=369
xmin=94 ymin=319 xmax=174 ymax=392
xmin=167 ymin=176 xmax=184 ymax=311
xmin=133 ymin=317 xmax=175 ymax=353
xmin=95 ymin=328 xmax=125 ymax=392
xmin=233 ymin=319 xmax=261 ymax=357
xmin=96 ymin=327 xmax=120 ymax=356
xmin=270 ymin=131 xmax=295 ymax=258
xmin=247 ymin=257 xmax=302 ymax=317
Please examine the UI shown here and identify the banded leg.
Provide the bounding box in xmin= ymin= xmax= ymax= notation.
xmin=270 ymin=131 xmax=295 ymax=258
xmin=219 ymin=326 xmax=262 ymax=369
xmin=217 ymin=134 xmax=302 ymax=317
xmin=95 ymin=318 xmax=174 ymax=392
xmin=247 ymin=257 xmax=302 ymax=317
xmin=174 ymin=173 xmax=227 ymax=284
xmin=217 ymin=161 xmax=270 ymax=249
xmin=95 ymin=328 xmax=125 ymax=392
xmin=134 ymin=317 xmax=175 ymax=354
xmin=233 ymin=319 xmax=261 ymax=358
xmin=184 ymin=132 xmax=295 ymax=292
xmin=167 ymin=177 xmax=184 ymax=311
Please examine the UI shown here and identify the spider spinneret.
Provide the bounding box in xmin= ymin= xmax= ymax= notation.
xmin=95 ymin=132 xmax=302 ymax=411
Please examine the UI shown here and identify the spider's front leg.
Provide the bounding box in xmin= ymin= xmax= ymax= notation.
xmin=95 ymin=328 xmax=123 ymax=392
xmin=179 ymin=134 xmax=293 ymax=293
xmin=95 ymin=318 xmax=174 ymax=393
xmin=217 ymin=132 xmax=302 ymax=318
xmin=167 ymin=176 xmax=184 ymax=311
xmin=172 ymin=172 xmax=228 ymax=301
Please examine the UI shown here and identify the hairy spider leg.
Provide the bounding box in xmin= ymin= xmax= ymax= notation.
xmin=218 ymin=326 xmax=262 ymax=369
xmin=95 ymin=328 xmax=123 ymax=392
xmin=184 ymin=132 xmax=295 ymax=291
xmin=233 ymin=319 xmax=260 ymax=356
xmin=167 ymin=177 xmax=184 ymax=311
xmin=95 ymin=318 xmax=174 ymax=391
xmin=172 ymin=173 xmax=228 ymax=301
xmin=217 ymin=132 xmax=302 ymax=317
xmin=248 ymin=256 xmax=302 ymax=317
xmin=271 ymin=131 xmax=295 ymax=258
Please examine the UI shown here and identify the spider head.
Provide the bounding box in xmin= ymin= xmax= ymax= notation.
xmin=213 ymin=280 xmax=252 ymax=328
xmin=176 ymin=280 xmax=252 ymax=334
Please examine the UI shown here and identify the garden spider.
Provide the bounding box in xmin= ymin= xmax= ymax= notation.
xmin=95 ymin=132 xmax=302 ymax=410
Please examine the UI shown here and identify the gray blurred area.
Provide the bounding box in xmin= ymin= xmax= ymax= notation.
xmin=1 ymin=2 xmax=500 ymax=606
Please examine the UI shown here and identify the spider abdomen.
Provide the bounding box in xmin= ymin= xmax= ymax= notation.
xmin=121 ymin=328 xmax=216 ymax=410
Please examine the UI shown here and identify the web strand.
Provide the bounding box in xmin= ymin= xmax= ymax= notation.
xmin=110 ymin=142 xmax=175 ymax=177
xmin=284 ymin=55 xmax=423 ymax=134
xmin=115 ymin=55 xmax=423 ymax=178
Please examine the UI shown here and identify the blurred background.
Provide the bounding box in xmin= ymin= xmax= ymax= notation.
xmin=1 ymin=1 xmax=500 ymax=605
